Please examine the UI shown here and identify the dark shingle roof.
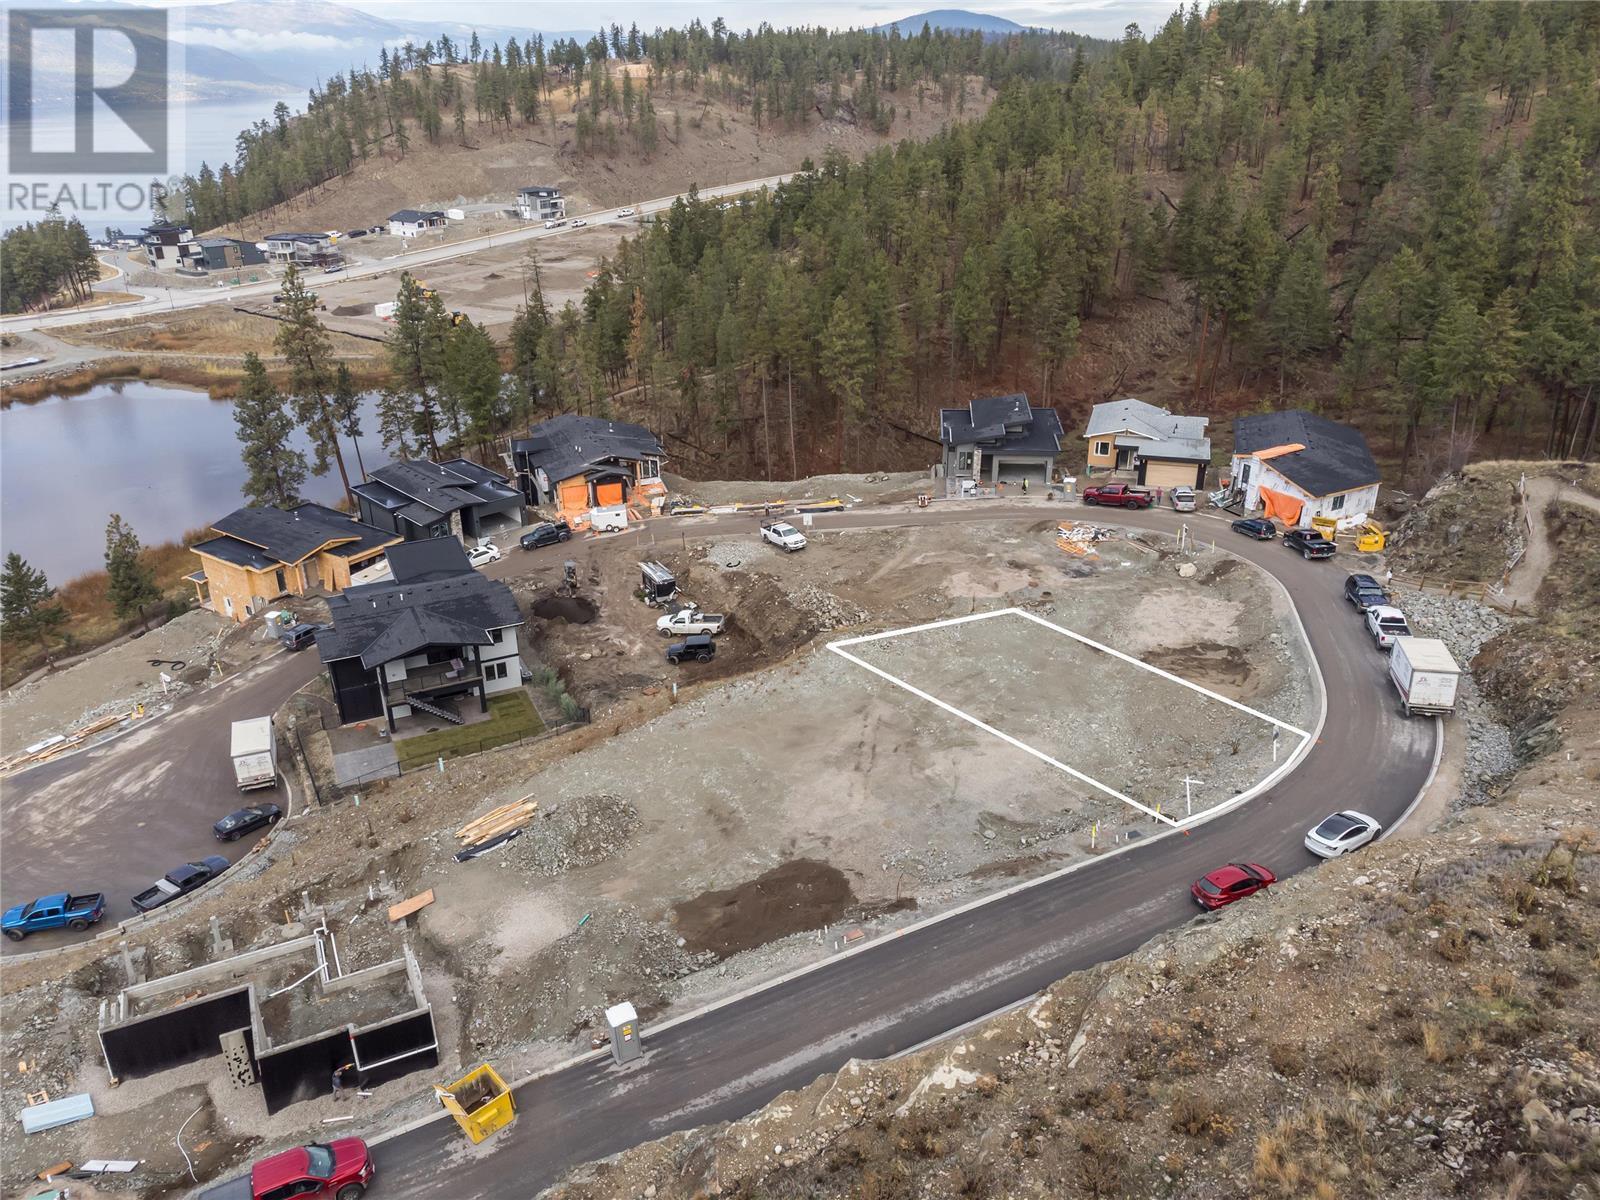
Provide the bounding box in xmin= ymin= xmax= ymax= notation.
xmin=512 ymin=415 xmax=666 ymax=488
xmin=940 ymin=395 xmax=1063 ymax=454
xmin=353 ymin=459 xmax=514 ymax=526
xmin=389 ymin=209 xmax=444 ymax=223
xmin=385 ymin=537 xmax=473 ymax=584
xmin=316 ymin=564 xmax=523 ymax=669
xmin=1233 ymin=411 xmax=1381 ymax=497
xmin=204 ymin=505 xmax=393 ymax=567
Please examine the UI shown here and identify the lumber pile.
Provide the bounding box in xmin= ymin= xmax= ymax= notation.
xmin=0 ymin=709 xmax=138 ymax=776
xmin=455 ymin=796 xmax=537 ymax=847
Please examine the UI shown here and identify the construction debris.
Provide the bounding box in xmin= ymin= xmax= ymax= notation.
xmin=387 ymin=890 xmax=436 ymax=923
xmin=1056 ymin=523 xmax=1113 ymax=558
xmin=455 ymin=797 xmax=538 ymax=846
xmin=0 ymin=708 xmax=142 ymax=776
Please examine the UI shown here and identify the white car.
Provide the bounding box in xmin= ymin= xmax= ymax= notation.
xmin=570 ymin=218 xmax=587 ymax=227
xmin=1365 ymin=605 xmax=1411 ymax=649
xmin=544 ymin=218 xmax=566 ymax=229
xmin=1170 ymin=486 xmax=1196 ymax=512
xmin=467 ymin=543 xmax=502 ymax=568
xmin=1304 ymin=810 xmax=1381 ymax=858
xmin=618 ymin=207 xmax=636 ymax=217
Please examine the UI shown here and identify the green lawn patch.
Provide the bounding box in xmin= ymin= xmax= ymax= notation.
xmin=396 ymin=691 xmax=543 ymax=770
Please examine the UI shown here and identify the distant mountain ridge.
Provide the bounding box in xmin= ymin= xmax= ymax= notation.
xmin=871 ymin=9 xmax=1036 ymax=38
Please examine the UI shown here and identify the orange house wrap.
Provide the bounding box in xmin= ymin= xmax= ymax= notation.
xmin=1259 ymin=486 xmax=1304 ymax=527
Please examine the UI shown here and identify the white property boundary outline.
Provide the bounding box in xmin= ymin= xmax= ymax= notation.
xmin=826 ymin=607 xmax=1311 ymax=829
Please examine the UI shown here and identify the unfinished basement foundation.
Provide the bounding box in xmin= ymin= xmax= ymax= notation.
xmin=97 ymin=923 xmax=437 ymax=1114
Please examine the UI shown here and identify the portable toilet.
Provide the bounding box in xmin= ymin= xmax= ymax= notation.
xmin=605 ymin=1002 xmax=642 ymax=1065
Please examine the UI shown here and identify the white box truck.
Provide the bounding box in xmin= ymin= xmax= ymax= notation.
xmin=1388 ymin=637 xmax=1460 ymax=717
xmin=231 ymin=717 xmax=278 ymax=790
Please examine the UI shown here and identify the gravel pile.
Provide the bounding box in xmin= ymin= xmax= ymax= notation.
xmin=790 ymin=585 xmax=867 ymax=630
xmin=518 ymin=793 xmax=640 ymax=877
xmin=1395 ymin=590 xmax=1518 ymax=807
xmin=703 ymin=540 xmax=766 ymax=570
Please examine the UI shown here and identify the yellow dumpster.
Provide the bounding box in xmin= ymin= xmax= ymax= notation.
xmin=435 ymin=1063 xmax=516 ymax=1144
xmin=1356 ymin=521 xmax=1386 ymax=552
xmin=1310 ymin=514 xmax=1338 ymax=541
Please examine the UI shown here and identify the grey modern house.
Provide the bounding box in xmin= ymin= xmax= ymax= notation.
xmin=263 ymin=232 xmax=337 ymax=265
xmin=939 ymin=394 xmax=1064 ymax=489
xmin=515 ymin=186 xmax=564 ymax=221
xmin=511 ymin=414 xmax=667 ymax=514
xmin=315 ymin=538 xmax=525 ymax=729
xmin=351 ymin=459 xmax=524 ymax=544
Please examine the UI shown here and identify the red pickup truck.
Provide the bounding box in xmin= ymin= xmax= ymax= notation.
xmin=1081 ymin=483 xmax=1153 ymax=508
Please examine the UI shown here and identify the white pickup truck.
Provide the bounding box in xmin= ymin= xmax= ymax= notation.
xmin=656 ymin=608 xmax=726 ymax=637
xmin=760 ymin=520 xmax=807 ymax=552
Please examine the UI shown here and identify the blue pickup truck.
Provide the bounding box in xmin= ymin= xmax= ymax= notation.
xmin=2 ymin=892 xmax=107 ymax=941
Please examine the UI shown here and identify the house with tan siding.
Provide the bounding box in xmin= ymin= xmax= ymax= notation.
xmin=187 ymin=503 xmax=400 ymax=624
xmin=1083 ymin=399 xmax=1212 ymax=488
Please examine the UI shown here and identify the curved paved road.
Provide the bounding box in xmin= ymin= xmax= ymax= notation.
xmin=194 ymin=502 xmax=1438 ymax=1196
xmin=0 ymin=650 xmax=320 ymax=954
xmin=0 ymin=176 xmax=792 ymax=337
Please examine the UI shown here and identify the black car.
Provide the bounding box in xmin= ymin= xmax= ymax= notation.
xmin=666 ymin=634 xmax=715 ymax=665
xmin=1231 ymin=518 xmax=1277 ymax=540
xmin=279 ymin=622 xmax=321 ymax=651
xmin=1284 ymin=529 xmax=1336 ymax=559
xmin=519 ymin=521 xmax=572 ymax=551
xmin=213 ymin=803 xmax=282 ymax=842
xmin=1343 ymin=573 xmax=1387 ymax=610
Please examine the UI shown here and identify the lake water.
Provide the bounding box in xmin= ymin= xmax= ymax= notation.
xmin=0 ymin=380 xmax=392 ymax=584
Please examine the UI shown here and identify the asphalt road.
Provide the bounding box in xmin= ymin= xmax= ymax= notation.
xmin=211 ymin=502 xmax=1439 ymax=1196
xmin=0 ymin=648 xmax=321 ymax=953
xmin=0 ymin=175 xmax=792 ymax=337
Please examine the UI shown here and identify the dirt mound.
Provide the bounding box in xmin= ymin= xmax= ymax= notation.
xmin=1141 ymin=642 xmax=1257 ymax=699
xmin=672 ymin=859 xmax=855 ymax=959
xmin=534 ymin=595 xmax=599 ymax=624
xmin=331 ymin=303 xmax=371 ymax=316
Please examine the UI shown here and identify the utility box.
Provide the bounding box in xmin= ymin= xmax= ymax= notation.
xmin=605 ymin=1002 xmax=642 ymax=1065
xmin=436 ymin=1063 xmax=516 ymax=1144
xmin=230 ymin=717 xmax=278 ymax=791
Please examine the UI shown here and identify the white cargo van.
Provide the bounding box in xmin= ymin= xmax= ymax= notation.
xmin=1388 ymin=637 xmax=1460 ymax=717
xmin=231 ymin=717 xmax=278 ymax=790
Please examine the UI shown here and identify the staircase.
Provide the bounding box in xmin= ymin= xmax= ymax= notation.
xmin=405 ymin=693 xmax=464 ymax=725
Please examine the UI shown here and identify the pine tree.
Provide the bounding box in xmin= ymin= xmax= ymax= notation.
xmin=104 ymin=514 xmax=160 ymax=621
xmin=385 ymin=273 xmax=450 ymax=457
xmin=274 ymin=265 xmax=353 ymax=502
xmin=234 ymin=352 xmax=308 ymax=508
xmin=444 ymin=317 xmax=506 ymax=451
xmin=1265 ymin=237 xmax=1331 ymax=396
xmin=331 ymin=364 xmax=368 ymax=481
xmin=0 ymin=552 xmax=66 ymax=648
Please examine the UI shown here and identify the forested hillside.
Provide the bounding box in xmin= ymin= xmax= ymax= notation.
xmin=509 ymin=1 xmax=1597 ymax=485
xmin=173 ymin=20 xmax=1102 ymax=231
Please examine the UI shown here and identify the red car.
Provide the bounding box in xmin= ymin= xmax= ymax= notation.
xmin=1190 ymin=862 xmax=1276 ymax=909
xmin=251 ymin=1139 xmax=373 ymax=1200
xmin=1081 ymin=483 xmax=1153 ymax=509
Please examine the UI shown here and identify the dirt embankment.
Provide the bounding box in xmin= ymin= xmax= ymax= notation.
xmin=547 ymin=704 xmax=1600 ymax=1200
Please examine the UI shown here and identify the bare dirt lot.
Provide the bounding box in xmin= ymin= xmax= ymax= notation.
xmin=0 ymin=512 xmax=1313 ymax=1197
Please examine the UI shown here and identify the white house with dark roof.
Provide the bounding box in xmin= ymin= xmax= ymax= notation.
xmin=939 ymin=393 xmax=1064 ymax=489
xmin=388 ymin=209 xmax=447 ymax=238
xmin=315 ymin=538 xmax=525 ymax=730
xmin=1230 ymin=410 xmax=1381 ymax=528
xmin=1082 ymin=399 xmax=1212 ymax=487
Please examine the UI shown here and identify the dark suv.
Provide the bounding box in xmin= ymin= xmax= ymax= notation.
xmin=279 ymin=623 xmax=321 ymax=651
xmin=1230 ymin=517 xmax=1277 ymax=540
xmin=1284 ymin=529 xmax=1336 ymax=559
xmin=1343 ymin=573 xmax=1387 ymax=610
xmin=520 ymin=521 xmax=572 ymax=550
xmin=666 ymin=634 xmax=715 ymax=665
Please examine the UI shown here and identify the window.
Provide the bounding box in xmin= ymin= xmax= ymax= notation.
xmin=485 ymin=661 xmax=508 ymax=681
xmin=491 ymin=628 xmax=504 ymax=643
xmin=1093 ymin=440 xmax=1111 ymax=457
xmin=1330 ymin=494 xmax=1346 ymax=511
xmin=956 ymin=451 xmax=974 ymax=473
xmin=274 ymin=568 xmax=287 ymax=594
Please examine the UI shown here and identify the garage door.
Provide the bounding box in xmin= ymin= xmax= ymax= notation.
xmin=595 ymin=481 xmax=625 ymax=506
xmin=1141 ymin=459 xmax=1201 ymax=489
xmin=558 ymin=479 xmax=589 ymax=512
xmin=994 ymin=460 xmax=1049 ymax=485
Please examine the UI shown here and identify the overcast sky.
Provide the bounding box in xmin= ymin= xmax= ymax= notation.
xmin=341 ymin=1 xmax=1182 ymax=41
